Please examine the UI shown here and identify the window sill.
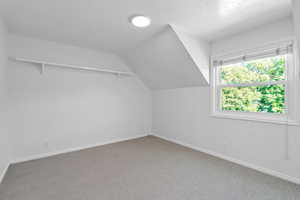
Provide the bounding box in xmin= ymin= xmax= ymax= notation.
xmin=211 ymin=112 xmax=299 ymax=126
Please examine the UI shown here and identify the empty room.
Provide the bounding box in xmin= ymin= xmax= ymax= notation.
xmin=1 ymin=0 xmax=300 ymax=199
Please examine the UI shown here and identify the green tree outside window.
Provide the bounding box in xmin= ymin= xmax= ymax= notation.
xmin=220 ymin=56 xmax=285 ymax=114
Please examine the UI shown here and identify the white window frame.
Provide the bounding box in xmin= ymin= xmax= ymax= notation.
xmin=210 ymin=40 xmax=299 ymax=125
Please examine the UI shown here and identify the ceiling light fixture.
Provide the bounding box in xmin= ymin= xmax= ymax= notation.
xmin=130 ymin=15 xmax=151 ymax=28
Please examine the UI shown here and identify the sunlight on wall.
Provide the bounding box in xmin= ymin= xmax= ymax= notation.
xmin=219 ymin=0 xmax=259 ymax=17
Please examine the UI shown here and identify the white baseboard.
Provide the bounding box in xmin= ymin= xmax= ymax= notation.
xmin=151 ymin=133 xmax=300 ymax=185
xmin=0 ymin=163 xmax=10 ymax=184
xmin=12 ymin=134 xmax=149 ymax=164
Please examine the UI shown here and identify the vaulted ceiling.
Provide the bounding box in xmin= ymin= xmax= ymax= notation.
xmin=0 ymin=0 xmax=293 ymax=89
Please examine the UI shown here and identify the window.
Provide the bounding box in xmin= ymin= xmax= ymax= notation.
xmin=211 ymin=41 xmax=299 ymax=124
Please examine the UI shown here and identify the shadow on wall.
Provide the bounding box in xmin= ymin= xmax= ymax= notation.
xmin=122 ymin=25 xmax=209 ymax=90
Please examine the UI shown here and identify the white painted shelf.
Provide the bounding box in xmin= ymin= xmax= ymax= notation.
xmin=11 ymin=57 xmax=134 ymax=76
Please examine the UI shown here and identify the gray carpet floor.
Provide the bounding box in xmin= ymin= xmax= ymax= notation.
xmin=1 ymin=136 xmax=300 ymax=200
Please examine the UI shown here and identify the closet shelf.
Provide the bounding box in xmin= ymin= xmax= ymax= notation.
xmin=10 ymin=57 xmax=134 ymax=76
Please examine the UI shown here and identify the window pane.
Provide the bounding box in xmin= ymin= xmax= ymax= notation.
xmin=221 ymin=84 xmax=285 ymax=113
xmin=220 ymin=56 xmax=286 ymax=84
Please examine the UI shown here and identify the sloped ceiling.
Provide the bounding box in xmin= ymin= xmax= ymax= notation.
xmin=0 ymin=0 xmax=292 ymax=90
xmin=171 ymin=26 xmax=210 ymax=83
xmin=122 ymin=25 xmax=209 ymax=90
xmin=0 ymin=0 xmax=291 ymax=54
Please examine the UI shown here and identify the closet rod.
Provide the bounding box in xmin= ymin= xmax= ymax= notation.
xmin=12 ymin=57 xmax=134 ymax=76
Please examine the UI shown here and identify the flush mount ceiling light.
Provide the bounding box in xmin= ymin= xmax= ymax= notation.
xmin=130 ymin=15 xmax=151 ymax=28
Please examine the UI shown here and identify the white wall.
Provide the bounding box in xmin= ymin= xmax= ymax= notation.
xmin=0 ymin=18 xmax=10 ymax=182
xmin=211 ymin=17 xmax=294 ymax=55
xmin=293 ymin=0 xmax=300 ymax=59
xmin=7 ymin=34 xmax=152 ymax=162
xmin=153 ymin=17 xmax=300 ymax=181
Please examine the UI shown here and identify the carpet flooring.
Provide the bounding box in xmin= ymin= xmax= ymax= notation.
xmin=1 ymin=136 xmax=300 ymax=200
